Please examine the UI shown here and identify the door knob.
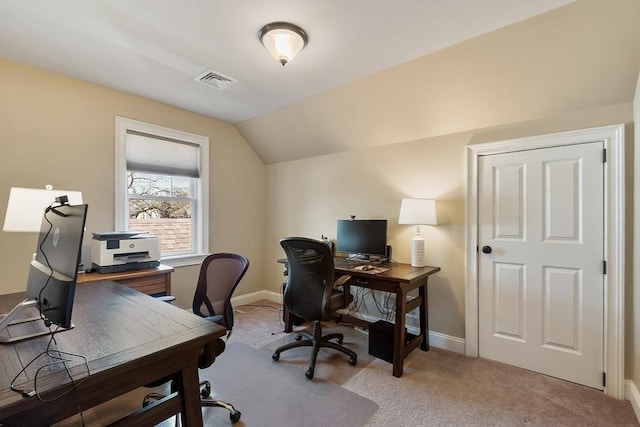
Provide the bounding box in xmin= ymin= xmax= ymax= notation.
xmin=481 ymin=245 xmax=492 ymax=254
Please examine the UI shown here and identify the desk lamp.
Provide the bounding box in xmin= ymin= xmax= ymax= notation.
xmin=3 ymin=186 xmax=83 ymax=232
xmin=398 ymin=198 xmax=437 ymax=267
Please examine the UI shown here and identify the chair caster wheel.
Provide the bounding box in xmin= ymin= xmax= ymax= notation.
xmin=349 ymin=357 xmax=357 ymax=366
xmin=230 ymin=410 xmax=241 ymax=423
xmin=305 ymin=368 xmax=314 ymax=379
xmin=200 ymin=382 xmax=211 ymax=398
xmin=272 ymin=352 xmax=280 ymax=361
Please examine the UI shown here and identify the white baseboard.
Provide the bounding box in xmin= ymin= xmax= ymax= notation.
xmin=626 ymin=379 xmax=640 ymax=423
xmin=232 ymin=290 xmax=281 ymax=307
xmin=427 ymin=329 xmax=466 ymax=354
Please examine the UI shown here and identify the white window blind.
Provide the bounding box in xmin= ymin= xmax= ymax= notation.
xmin=126 ymin=131 xmax=200 ymax=178
xmin=115 ymin=116 xmax=209 ymax=267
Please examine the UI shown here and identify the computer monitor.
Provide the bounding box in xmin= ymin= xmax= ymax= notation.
xmin=336 ymin=219 xmax=388 ymax=260
xmin=0 ymin=203 xmax=88 ymax=343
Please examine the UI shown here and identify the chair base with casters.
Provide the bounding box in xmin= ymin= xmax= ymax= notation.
xmin=272 ymin=319 xmax=357 ymax=380
xmin=200 ymin=381 xmax=241 ymax=423
xmin=143 ymin=379 xmax=241 ymax=424
xmin=142 ymin=338 xmax=241 ymax=424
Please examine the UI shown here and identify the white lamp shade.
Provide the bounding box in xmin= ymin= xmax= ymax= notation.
xmin=260 ymin=22 xmax=308 ymax=66
xmin=398 ymin=198 xmax=437 ymax=225
xmin=3 ymin=187 xmax=83 ymax=232
xmin=398 ymin=198 xmax=437 ymax=267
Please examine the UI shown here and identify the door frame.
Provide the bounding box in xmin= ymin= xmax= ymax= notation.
xmin=465 ymin=124 xmax=625 ymax=398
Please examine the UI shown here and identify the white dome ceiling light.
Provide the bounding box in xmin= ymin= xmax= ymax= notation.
xmin=259 ymin=22 xmax=308 ymax=66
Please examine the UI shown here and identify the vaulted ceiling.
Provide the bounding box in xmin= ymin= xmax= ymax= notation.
xmin=2 ymin=1 xmax=639 ymax=164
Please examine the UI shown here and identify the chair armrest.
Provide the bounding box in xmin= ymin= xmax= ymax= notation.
xmin=199 ymin=338 xmax=226 ymax=369
xmin=334 ymin=275 xmax=351 ymax=288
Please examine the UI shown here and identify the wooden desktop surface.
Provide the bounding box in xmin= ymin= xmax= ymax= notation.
xmin=335 ymin=262 xmax=440 ymax=284
xmin=0 ymin=281 xmax=225 ymax=426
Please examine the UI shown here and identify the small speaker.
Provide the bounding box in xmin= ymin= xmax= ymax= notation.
xmin=384 ymin=245 xmax=392 ymax=262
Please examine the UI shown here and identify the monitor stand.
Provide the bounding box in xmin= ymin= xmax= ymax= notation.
xmin=0 ymin=299 xmax=74 ymax=344
xmin=347 ymin=254 xmax=370 ymax=262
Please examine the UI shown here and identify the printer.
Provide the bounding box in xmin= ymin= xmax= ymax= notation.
xmin=91 ymin=231 xmax=161 ymax=273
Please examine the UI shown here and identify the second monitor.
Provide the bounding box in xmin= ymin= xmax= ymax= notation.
xmin=0 ymin=203 xmax=88 ymax=343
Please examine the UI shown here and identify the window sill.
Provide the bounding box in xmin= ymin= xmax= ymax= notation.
xmin=161 ymin=253 xmax=208 ymax=268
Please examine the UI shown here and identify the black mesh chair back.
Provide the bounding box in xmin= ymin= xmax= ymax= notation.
xmin=274 ymin=237 xmax=357 ymax=379
xmin=192 ymin=253 xmax=249 ymax=335
xmin=281 ymin=237 xmax=335 ymax=322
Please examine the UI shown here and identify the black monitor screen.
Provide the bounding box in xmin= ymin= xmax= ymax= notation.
xmin=336 ymin=219 xmax=387 ymax=258
xmin=26 ymin=204 xmax=88 ymax=328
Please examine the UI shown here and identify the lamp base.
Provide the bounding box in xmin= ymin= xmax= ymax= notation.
xmin=410 ymin=235 xmax=425 ymax=268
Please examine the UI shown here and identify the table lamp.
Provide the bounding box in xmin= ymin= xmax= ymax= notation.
xmin=3 ymin=186 xmax=83 ymax=232
xmin=398 ymin=198 xmax=437 ymax=267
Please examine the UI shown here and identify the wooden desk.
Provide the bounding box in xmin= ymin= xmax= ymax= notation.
xmin=338 ymin=263 xmax=440 ymax=377
xmin=0 ymin=281 xmax=225 ymax=426
xmin=76 ymin=264 xmax=173 ymax=295
xmin=279 ymin=259 xmax=440 ymax=378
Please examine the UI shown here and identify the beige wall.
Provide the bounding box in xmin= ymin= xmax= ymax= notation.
xmin=0 ymin=58 xmax=267 ymax=307
xmin=266 ymin=132 xmax=468 ymax=336
xmin=265 ymin=105 xmax=635 ymax=371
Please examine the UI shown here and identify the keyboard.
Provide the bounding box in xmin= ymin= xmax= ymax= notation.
xmin=333 ymin=257 xmax=358 ymax=267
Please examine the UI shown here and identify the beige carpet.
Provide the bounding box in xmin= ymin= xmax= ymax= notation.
xmin=55 ymin=302 xmax=639 ymax=426
xmin=260 ymin=323 xmax=375 ymax=386
xmin=233 ymin=302 xmax=639 ymax=427
xmin=348 ymin=347 xmax=639 ymax=426
xmin=198 ymin=341 xmax=378 ymax=426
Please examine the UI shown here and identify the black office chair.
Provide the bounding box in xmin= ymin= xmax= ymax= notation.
xmin=272 ymin=237 xmax=357 ymax=379
xmin=144 ymin=252 xmax=249 ymax=424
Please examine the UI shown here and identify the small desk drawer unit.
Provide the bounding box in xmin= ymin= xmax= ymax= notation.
xmin=76 ymin=264 xmax=174 ymax=296
xmin=116 ymin=274 xmax=167 ymax=295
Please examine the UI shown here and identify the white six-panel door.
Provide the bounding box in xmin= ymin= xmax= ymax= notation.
xmin=478 ymin=142 xmax=604 ymax=389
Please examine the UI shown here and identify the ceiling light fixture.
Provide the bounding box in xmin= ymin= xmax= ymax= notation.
xmin=259 ymin=22 xmax=308 ymax=66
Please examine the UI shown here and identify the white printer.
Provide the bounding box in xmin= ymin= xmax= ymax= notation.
xmin=91 ymin=231 xmax=161 ymax=273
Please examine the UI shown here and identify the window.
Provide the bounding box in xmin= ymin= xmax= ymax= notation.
xmin=115 ymin=117 xmax=209 ymax=266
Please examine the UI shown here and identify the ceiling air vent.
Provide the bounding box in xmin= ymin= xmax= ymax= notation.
xmin=194 ymin=68 xmax=238 ymax=90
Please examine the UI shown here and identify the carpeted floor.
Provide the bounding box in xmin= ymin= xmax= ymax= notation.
xmin=197 ymin=341 xmax=378 ymax=426
xmin=55 ymin=301 xmax=639 ymax=426
xmin=260 ymin=322 xmax=375 ymax=387
xmin=232 ymin=302 xmax=639 ymax=427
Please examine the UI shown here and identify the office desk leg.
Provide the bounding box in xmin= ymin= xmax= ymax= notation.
xmin=177 ymin=364 xmax=204 ymax=427
xmin=392 ymin=289 xmax=408 ymax=378
xmin=419 ymin=279 xmax=429 ymax=351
